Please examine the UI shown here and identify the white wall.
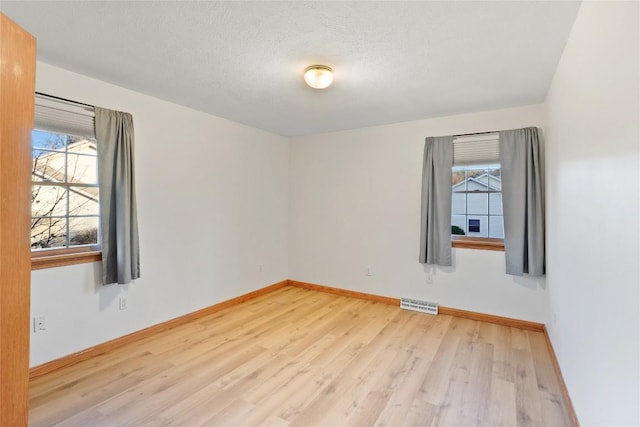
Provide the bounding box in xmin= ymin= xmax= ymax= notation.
xmin=290 ymin=105 xmax=548 ymax=323
xmin=544 ymin=2 xmax=640 ymax=425
xmin=31 ymin=63 xmax=290 ymax=367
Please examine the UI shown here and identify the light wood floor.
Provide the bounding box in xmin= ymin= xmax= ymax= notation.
xmin=29 ymin=286 xmax=573 ymax=426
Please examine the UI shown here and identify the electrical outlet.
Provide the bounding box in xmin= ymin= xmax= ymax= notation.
xmin=366 ymin=266 xmax=372 ymax=276
xmin=259 ymin=264 xmax=263 ymax=273
xmin=119 ymin=296 xmax=128 ymax=310
xmin=426 ymin=273 xmax=433 ymax=284
xmin=33 ymin=316 xmax=46 ymax=332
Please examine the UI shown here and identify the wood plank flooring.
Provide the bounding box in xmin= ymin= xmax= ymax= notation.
xmin=29 ymin=286 xmax=574 ymax=426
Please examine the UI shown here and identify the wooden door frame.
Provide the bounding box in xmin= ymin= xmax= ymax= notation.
xmin=0 ymin=12 xmax=36 ymax=426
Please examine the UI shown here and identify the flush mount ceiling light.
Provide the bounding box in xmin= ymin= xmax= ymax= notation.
xmin=304 ymin=65 xmax=333 ymax=89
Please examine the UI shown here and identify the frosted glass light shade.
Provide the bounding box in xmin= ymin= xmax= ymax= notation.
xmin=304 ymin=65 xmax=333 ymax=89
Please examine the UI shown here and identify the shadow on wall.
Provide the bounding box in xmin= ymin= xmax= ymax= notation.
xmin=422 ymin=261 xmax=454 ymax=276
xmin=92 ymin=262 xmax=130 ymax=311
xmin=513 ymin=274 xmax=545 ymax=291
xmin=422 ymin=249 xmax=546 ymax=292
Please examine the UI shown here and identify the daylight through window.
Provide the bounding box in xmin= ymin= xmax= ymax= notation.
xmin=31 ymin=130 xmax=100 ymax=250
xmin=451 ymin=164 xmax=504 ymax=238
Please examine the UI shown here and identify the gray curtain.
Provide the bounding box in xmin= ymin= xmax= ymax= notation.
xmin=95 ymin=107 xmax=140 ymax=285
xmin=419 ymin=136 xmax=454 ymax=266
xmin=499 ymin=127 xmax=544 ymax=276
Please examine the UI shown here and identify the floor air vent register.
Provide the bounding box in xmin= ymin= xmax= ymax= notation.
xmin=400 ymin=298 xmax=439 ymax=315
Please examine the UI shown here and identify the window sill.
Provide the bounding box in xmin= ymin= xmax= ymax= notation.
xmin=32 ymin=249 xmax=102 ymax=270
xmin=452 ymin=237 xmax=504 ymax=252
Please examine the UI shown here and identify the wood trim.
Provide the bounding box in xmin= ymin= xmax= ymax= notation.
xmin=0 ymin=12 xmax=36 ymax=427
xmin=543 ymin=325 xmax=580 ymax=426
xmin=452 ymin=236 xmax=504 ymax=251
xmin=287 ymin=280 xmax=543 ymax=332
xmin=31 ymin=250 xmax=102 ymax=270
xmin=31 ymin=246 xmax=99 ymax=257
xmin=31 ymin=251 xmax=102 ymax=270
xmin=438 ymin=306 xmax=544 ymax=332
xmin=287 ymin=280 xmax=400 ymax=306
xmin=29 ymin=280 xmax=289 ymax=379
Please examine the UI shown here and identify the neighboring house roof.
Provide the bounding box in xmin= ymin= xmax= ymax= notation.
xmin=452 ymin=173 xmax=501 ymax=192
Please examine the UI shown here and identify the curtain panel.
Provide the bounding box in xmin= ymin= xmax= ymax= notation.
xmin=419 ymin=136 xmax=454 ymax=266
xmin=499 ymin=127 xmax=545 ymax=276
xmin=95 ymin=107 xmax=140 ymax=285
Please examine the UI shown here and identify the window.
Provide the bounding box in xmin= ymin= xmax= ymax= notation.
xmin=451 ymin=133 xmax=504 ymax=251
xmin=451 ymin=164 xmax=503 ymax=238
xmin=31 ymin=94 xmax=101 ymax=268
xmin=32 ymin=130 xmax=99 ymax=250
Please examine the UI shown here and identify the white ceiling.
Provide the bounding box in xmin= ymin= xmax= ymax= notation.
xmin=2 ymin=1 xmax=580 ymax=137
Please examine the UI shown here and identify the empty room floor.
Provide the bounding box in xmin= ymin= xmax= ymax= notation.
xmin=29 ymin=286 xmax=573 ymax=426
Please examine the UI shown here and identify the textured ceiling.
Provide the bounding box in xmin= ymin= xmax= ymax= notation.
xmin=2 ymin=1 xmax=580 ymax=136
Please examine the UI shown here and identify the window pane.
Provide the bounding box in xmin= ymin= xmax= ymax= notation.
xmin=488 ymin=168 xmax=501 ymax=191
xmin=452 ymin=215 xmax=467 ymax=235
xmin=67 ymin=153 xmax=98 ymax=185
xmin=474 ymin=172 xmax=490 ymax=191
xmin=489 ymin=193 xmax=503 ymax=215
xmin=467 ymin=168 xmax=486 ymax=180
xmin=452 ymin=193 xmax=466 ymax=215
xmin=32 ymin=185 xmax=68 ymax=217
xmin=467 ymin=193 xmax=488 ymax=215
xmin=489 ymin=216 xmax=504 ymax=238
xmin=452 ymin=170 xmax=466 ymax=188
xmin=69 ymin=217 xmax=99 ymax=246
xmin=31 ymin=217 xmax=67 ymax=249
xmin=67 ymin=137 xmax=96 ymax=154
xmin=32 ymin=151 xmax=65 ymax=183
xmin=32 ymin=130 xmax=67 ymax=152
xmin=68 ymin=187 xmax=99 ymax=216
